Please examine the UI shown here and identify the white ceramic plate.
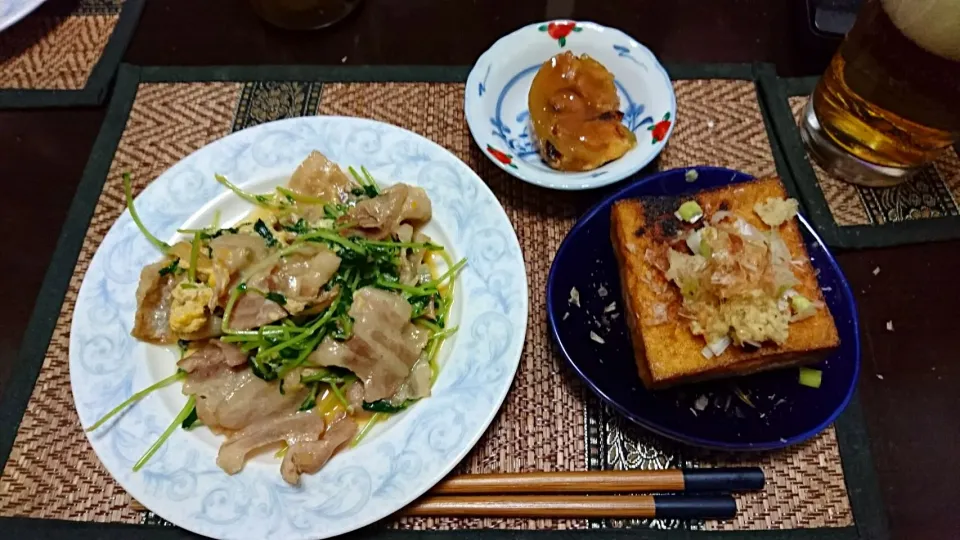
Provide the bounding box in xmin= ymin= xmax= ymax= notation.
xmin=70 ymin=116 xmax=528 ymax=540
xmin=0 ymin=0 xmax=46 ymax=33
xmin=465 ymin=20 xmax=676 ymax=191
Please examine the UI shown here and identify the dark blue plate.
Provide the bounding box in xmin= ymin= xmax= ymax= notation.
xmin=547 ymin=167 xmax=860 ymax=450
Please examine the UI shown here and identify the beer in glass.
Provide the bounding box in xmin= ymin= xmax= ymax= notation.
xmin=800 ymin=0 xmax=960 ymax=186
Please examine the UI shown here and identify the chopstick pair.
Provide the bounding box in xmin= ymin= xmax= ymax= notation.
xmin=405 ymin=467 xmax=764 ymax=520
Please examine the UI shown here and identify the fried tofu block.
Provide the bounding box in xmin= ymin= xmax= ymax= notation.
xmin=610 ymin=177 xmax=840 ymax=389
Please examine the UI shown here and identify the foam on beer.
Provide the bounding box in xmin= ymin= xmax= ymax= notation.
xmin=882 ymin=0 xmax=960 ymax=61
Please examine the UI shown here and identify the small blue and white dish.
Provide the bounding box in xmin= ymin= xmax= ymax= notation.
xmin=465 ymin=21 xmax=676 ymax=191
xmin=547 ymin=167 xmax=860 ymax=450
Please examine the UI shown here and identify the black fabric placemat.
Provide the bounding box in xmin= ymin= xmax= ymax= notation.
xmin=758 ymin=75 xmax=960 ymax=249
xmin=0 ymin=0 xmax=144 ymax=108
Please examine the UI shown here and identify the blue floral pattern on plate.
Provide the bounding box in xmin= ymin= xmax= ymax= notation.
xmin=70 ymin=116 xmax=528 ymax=540
xmin=0 ymin=0 xmax=47 ymax=32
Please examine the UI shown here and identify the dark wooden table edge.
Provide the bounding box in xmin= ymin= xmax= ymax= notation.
xmin=755 ymin=73 xmax=960 ymax=250
xmin=0 ymin=517 xmax=861 ymax=539
xmin=0 ymin=63 xmax=887 ymax=540
xmin=0 ymin=0 xmax=145 ymax=110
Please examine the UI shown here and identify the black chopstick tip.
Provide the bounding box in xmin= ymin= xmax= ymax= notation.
xmin=653 ymin=495 xmax=737 ymax=520
xmin=682 ymin=467 xmax=765 ymax=492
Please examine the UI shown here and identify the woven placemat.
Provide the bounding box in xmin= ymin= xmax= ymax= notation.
xmin=0 ymin=64 xmax=885 ymax=539
xmin=0 ymin=0 xmax=143 ymax=108
xmin=760 ymin=75 xmax=960 ymax=249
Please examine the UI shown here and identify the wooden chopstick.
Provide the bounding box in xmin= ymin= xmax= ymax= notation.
xmin=406 ymin=494 xmax=737 ymax=519
xmin=404 ymin=469 xmax=759 ymax=519
xmin=430 ymin=467 xmax=764 ymax=495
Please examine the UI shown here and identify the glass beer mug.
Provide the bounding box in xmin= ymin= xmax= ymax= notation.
xmin=249 ymin=0 xmax=363 ymax=30
xmin=800 ymin=0 xmax=960 ymax=187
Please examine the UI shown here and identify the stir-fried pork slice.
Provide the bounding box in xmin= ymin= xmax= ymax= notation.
xmin=396 ymin=223 xmax=414 ymax=243
xmin=208 ymin=234 xmax=270 ymax=305
xmin=217 ymin=410 xmax=325 ymax=475
xmin=308 ymin=287 xmax=428 ymax=401
xmin=228 ymin=292 xmax=288 ymax=330
xmin=270 ymin=245 xmax=341 ymax=304
xmin=168 ymin=241 xmax=213 ymax=276
xmin=177 ymin=340 xmax=247 ymax=376
xmin=386 ymin=356 xmax=432 ymax=405
xmin=132 ymin=261 xmax=177 ymax=344
xmin=288 ymin=151 xmax=357 ymax=204
xmin=297 ymin=286 xmax=340 ymax=317
xmin=183 ymin=368 xmax=306 ymax=431
xmin=399 ymin=231 xmax=431 ymax=286
xmin=345 ymin=380 xmax=364 ymax=411
xmin=344 ymin=184 xmax=432 ymax=240
xmin=280 ymin=412 xmax=357 ymax=485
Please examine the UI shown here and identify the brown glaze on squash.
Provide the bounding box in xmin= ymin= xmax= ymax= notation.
xmin=528 ymin=51 xmax=637 ymax=171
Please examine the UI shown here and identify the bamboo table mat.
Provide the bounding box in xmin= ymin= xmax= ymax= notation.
xmin=761 ymin=76 xmax=960 ymax=249
xmin=0 ymin=0 xmax=143 ymax=108
xmin=0 ymin=64 xmax=887 ymax=539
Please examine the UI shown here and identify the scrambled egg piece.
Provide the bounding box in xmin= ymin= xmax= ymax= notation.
xmin=754 ymin=197 xmax=799 ymax=227
xmin=169 ymin=282 xmax=214 ymax=334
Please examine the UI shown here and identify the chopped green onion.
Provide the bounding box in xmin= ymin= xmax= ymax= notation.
xmin=211 ymin=209 xmax=221 ymax=229
xmin=274 ymin=444 xmax=288 ymax=458
xmin=676 ymin=200 xmax=704 ymax=223
xmin=133 ymin=395 xmax=196 ymax=472
xmin=791 ymin=294 xmax=813 ymax=313
xmin=86 ymin=371 xmax=186 ymax=432
xmin=123 ymin=173 xmax=170 ymax=253
xmin=699 ymin=239 xmax=712 ymax=258
xmin=799 ymin=367 xmax=823 ymax=388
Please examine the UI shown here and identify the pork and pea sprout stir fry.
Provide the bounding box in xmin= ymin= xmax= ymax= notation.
xmin=88 ymin=151 xmax=464 ymax=485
